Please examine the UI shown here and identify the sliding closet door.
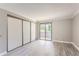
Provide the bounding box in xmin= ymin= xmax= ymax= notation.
xmin=23 ymin=21 xmax=30 ymax=44
xmin=31 ymin=22 xmax=36 ymax=41
xmin=8 ymin=16 xmax=22 ymax=51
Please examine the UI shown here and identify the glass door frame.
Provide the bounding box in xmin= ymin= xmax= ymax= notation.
xmin=39 ymin=22 xmax=52 ymax=41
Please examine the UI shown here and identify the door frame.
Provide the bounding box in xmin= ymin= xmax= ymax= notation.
xmin=7 ymin=15 xmax=23 ymax=52
xmin=39 ymin=22 xmax=52 ymax=41
xmin=7 ymin=14 xmax=32 ymax=52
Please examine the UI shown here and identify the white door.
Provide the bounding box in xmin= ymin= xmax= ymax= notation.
xmin=31 ymin=23 xmax=36 ymax=41
xmin=23 ymin=21 xmax=30 ymax=44
xmin=8 ymin=17 xmax=22 ymax=51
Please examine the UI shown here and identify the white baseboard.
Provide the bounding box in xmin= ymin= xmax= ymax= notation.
xmin=71 ymin=43 xmax=79 ymax=52
xmin=53 ymin=40 xmax=72 ymax=44
xmin=0 ymin=51 xmax=7 ymax=56
xmin=53 ymin=40 xmax=79 ymax=52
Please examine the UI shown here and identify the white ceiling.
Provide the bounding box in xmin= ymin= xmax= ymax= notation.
xmin=0 ymin=3 xmax=78 ymax=21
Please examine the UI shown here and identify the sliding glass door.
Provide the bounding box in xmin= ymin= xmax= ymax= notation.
xmin=40 ymin=23 xmax=52 ymax=41
xmin=46 ymin=23 xmax=52 ymax=40
xmin=40 ymin=24 xmax=45 ymax=40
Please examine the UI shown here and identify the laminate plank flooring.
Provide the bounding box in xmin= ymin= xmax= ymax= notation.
xmin=4 ymin=40 xmax=79 ymax=56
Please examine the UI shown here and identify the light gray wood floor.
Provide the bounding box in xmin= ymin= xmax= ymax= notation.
xmin=4 ymin=40 xmax=79 ymax=56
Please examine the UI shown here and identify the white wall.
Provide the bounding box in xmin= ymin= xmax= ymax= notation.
xmin=52 ymin=19 xmax=72 ymax=42
xmin=72 ymin=14 xmax=79 ymax=47
xmin=0 ymin=9 xmax=7 ymax=55
xmin=36 ymin=22 xmax=40 ymax=40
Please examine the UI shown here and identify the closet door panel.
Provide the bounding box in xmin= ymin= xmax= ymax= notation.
xmin=8 ymin=17 xmax=22 ymax=51
xmin=31 ymin=23 xmax=36 ymax=41
xmin=23 ymin=21 xmax=30 ymax=44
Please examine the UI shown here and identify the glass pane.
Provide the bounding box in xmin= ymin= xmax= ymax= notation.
xmin=40 ymin=24 xmax=45 ymax=40
xmin=46 ymin=24 xmax=52 ymax=40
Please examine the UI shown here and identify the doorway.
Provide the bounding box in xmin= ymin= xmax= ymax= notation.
xmin=39 ymin=23 xmax=52 ymax=41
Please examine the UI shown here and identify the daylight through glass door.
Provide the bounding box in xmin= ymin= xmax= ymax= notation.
xmin=40 ymin=23 xmax=52 ymax=41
